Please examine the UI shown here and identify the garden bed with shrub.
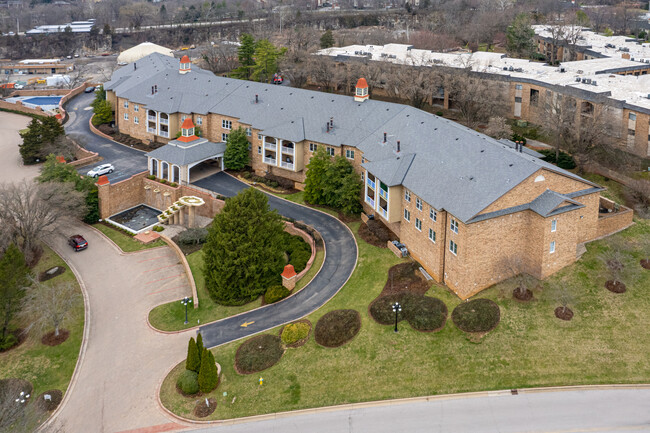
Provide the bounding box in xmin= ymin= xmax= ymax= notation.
xmin=280 ymin=320 xmax=312 ymax=347
xmin=451 ymin=299 xmax=501 ymax=333
xmin=234 ymin=334 xmax=285 ymax=374
xmin=314 ymin=309 xmax=361 ymax=348
xmin=369 ymin=293 xmax=447 ymax=332
xmin=358 ymin=219 xmax=398 ymax=248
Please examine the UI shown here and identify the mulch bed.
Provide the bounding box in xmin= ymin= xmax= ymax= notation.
xmin=0 ymin=328 xmax=28 ymax=353
xmin=279 ymin=319 xmax=312 ymax=348
xmin=513 ymin=287 xmax=533 ymax=302
xmin=314 ymin=309 xmax=361 ymax=348
xmin=380 ymin=262 xmax=430 ymax=297
xmin=194 ymin=398 xmax=217 ymax=417
xmin=234 ymin=334 xmax=285 ymax=375
xmin=36 ymin=390 xmax=63 ymax=412
xmin=41 ymin=329 xmax=70 ymax=346
xmin=641 ymin=259 xmax=650 ymax=270
xmin=358 ymin=220 xmax=398 ymax=248
xmin=452 ymin=299 xmax=501 ymax=333
xmin=38 ymin=266 xmax=66 ymax=282
xmin=605 ymin=280 xmax=626 ymax=293
xmin=554 ymin=306 xmax=574 ymax=321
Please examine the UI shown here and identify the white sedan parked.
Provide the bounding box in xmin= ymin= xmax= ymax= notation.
xmin=87 ymin=163 xmax=115 ymax=177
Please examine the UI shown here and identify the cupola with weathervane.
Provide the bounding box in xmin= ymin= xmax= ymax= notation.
xmin=178 ymin=118 xmax=198 ymax=142
xmin=179 ymin=55 xmax=191 ymax=74
xmin=354 ymin=77 xmax=369 ymax=102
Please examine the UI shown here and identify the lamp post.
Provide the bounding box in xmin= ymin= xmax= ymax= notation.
xmin=392 ymin=302 xmax=402 ymax=333
xmin=181 ymin=297 xmax=192 ymax=324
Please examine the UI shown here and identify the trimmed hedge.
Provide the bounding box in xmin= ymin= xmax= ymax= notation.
xmin=314 ymin=309 xmax=361 ymax=348
xmin=282 ymin=232 xmax=311 ymax=273
xmin=369 ymin=293 xmax=447 ymax=332
xmin=235 ymin=334 xmax=284 ymax=374
xmin=452 ymin=299 xmax=501 ymax=333
xmin=265 ymin=285 xmax=290 ymax=304
xmin=176 ymin=370 xmax=199 ymax=395
xmin=281 ymin=321 xmax=310 ymax=345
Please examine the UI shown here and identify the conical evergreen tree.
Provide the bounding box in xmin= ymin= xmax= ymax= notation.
xmin=196 ymin=332 xmax=204 ymax=362
xmin=185 ymin=337 xmax=200 ymax=373
xmin=198 ymin=348 xmax=219 ymax=393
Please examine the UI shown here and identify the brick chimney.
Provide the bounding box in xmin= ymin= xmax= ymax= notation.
xmin=179 ymin=55 xmax=191 ymax=74
xmin=354 ymin=78 xmax=369 ymax=102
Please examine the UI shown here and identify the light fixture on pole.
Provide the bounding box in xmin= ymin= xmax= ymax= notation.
xmin=181 ymin=297 xmax=192 ymax=324
xmin=392 ymin=302 xmax=402 ymax=333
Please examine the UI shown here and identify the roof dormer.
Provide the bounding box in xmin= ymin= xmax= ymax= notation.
xmin=354 ymin=77 xmax=369 ymax=102
xmin=178 ymin=118 xmax=198 ymax=142
xmin=179 ymin=55 xmax=191 ymax=74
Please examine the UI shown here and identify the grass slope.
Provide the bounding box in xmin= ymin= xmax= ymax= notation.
xmin=0 ymin=245 xmax=84 ymax=427
xmin=161 ymin=219 xmax=650 ymax=420
xmin=92 ymin=223 xmax=165 ymax=252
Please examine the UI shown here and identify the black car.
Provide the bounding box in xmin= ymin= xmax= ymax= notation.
xmin=68 ymin=235 xmax=88 ymax=251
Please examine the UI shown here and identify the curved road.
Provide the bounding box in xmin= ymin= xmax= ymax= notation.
xmin=189 ymin=388 xmax=650 ymax=433
xmin=194 ymin=173 xmax=357 ymax=348
xmin=64 ymin=93 xmax=358 ymax=347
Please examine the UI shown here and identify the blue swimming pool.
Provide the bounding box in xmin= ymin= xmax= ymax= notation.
xmin=22 ymin=96 xmax=62 ymax=107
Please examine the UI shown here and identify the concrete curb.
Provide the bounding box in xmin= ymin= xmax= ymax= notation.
xmin=156 ymin=382 xmax=650 ymax=426
xmin=37 ymin=240 xmax=92 ymax=432
xmin=158 ymin=233 xmax=199 ymax=308
xmin=87 ymin=223 xmax=168 ymax=256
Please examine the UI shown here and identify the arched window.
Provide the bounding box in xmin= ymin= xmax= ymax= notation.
xmin=151 ymin=158 xmax=158 ymax=177
xmin=161 ymin=161 xmax=169 ymax=180
xmin=172 ymin=165 xmax=180 ymax=183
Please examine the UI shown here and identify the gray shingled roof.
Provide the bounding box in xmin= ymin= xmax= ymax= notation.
xmin=147 ymin=137 xmax=225 ymax=166
xmin=528 ymin=189 xmax=583 ymax=217
xmin=108 ymin=53 xmax=601 ymax=224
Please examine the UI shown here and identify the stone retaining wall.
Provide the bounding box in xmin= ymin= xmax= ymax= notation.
xmin=596 ymin=197 xmax=634 ymax=239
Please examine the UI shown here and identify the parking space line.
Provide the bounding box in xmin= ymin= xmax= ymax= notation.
xmin=142 ymin=264 xmax=178 ymax=274
xmin=137 ymin=256 xmax=169 ymax=263
xmin=147 ymin=286 xmax=186 ymax=296
xmin=144 ymin=274 xmax=182 ymax=285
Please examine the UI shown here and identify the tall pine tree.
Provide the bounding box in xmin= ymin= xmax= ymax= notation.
xmin=198 ymin=348 xmax=219 ymax=393
xmin=196 ymin=332 xmax=204 ymax=362
xmin=223 ymin=127 xmax=250 ymax=170
xmin=231 ymin=33 xmax=256 ymax=79
xmin=203 ymin=188 xmax=285 ymax=305
xmin=185 ymin=337 xmax=201 ymax=373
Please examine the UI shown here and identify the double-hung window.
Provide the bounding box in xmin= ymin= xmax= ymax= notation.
xmin=405 ymin=190 xmax=411 ymax=202
xmin=222 ymin=133 xmax=229 ymax=141
xmin=449 ymin=240 xmax=458 ymax=255
xmin=222 ymin=120 xmax=232 ymax=130
xmin=404 ymin=209 xmax=411 ymax=222
xmin=551 ymin=219 xmax=557 ymax=232
xmin=415 ymin=218 xmax=422 ymax=231
xmin=450 ymin=218 xmax=459 ymax=234
xmin=326 ymin=147 xmax=335 ymax=156
xmin=416 ymin=198 xmax=422 ymax=211
xmin=430 ymin=208 xmax=437 ymax=222
xmin=428 ymin=228 xmax=436 ymax=242
xmin=309 ymin=143 xmax=318 ymax=152
xmin=346 ymin=149 xmax=355 ymax=159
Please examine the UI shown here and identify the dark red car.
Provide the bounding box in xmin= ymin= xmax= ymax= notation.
xmin=68 ymin=235 xmax=88 ymax=251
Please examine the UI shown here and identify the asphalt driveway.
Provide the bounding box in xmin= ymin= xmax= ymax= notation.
xmin=193 ymin=172 xmax=358 ymax=348
xmin=64 ymin=92 xmax=148 ymax=183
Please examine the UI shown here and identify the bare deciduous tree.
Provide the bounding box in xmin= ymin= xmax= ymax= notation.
xmin=0 ymin=181 xmax=86 ymax=264
xmin=503 ymin=255 xmax=535 ymax=299
xmin=444 ymin=67 xmax=506 ymax=128
xmin=540 ymin=91 xmax=576 ymax=162
xmin=21 ymin=279 xmax=81 ymax=338
xmin=201 ymin=43 xmax=239 ymax=75
xmin=484 ymin=116 xmax=512 ymax=139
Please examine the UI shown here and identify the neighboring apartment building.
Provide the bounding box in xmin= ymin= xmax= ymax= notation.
xmin=0 ymin=58 xmax=73 ymax=75
xmin=104 ymin=53 xmax=633 ymax=299
xmin=317 ymin=29 xmax=650 ymax=159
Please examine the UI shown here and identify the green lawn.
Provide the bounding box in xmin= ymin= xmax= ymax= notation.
xmin=578 ymin=173 xmax=627 ymax=205
xmin=0 ymin=244 xmax=84 ymax=428
xmin=148 ymin=247 xmax=326 ymax=331
xmin=272 ymin=190 xmax=340 ymax=218
xmin=161 ymin=219 xmax=650 ymax=421
xmin=93 ymin=223 xmax=165 ymax=252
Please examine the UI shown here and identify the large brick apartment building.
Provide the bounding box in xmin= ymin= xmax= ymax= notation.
xmin=319 ymin=28 xmax=650 ymax=159
xmin=104 ymin=53 xmax=633 ymax=299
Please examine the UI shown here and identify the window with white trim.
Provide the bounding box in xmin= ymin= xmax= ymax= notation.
xmin=404 ymin=209 xmax=411 ymax=222
xmin=326 ymin=147 xmax=335 ymax=156
xmin=405 ymin=190 xmax=411 ymax=202
xmin=134 ymin=104 xmax=139 ymax=112
xmin=550 ymin=241 xmax=556 ymax=254
xmin=196 ymin=116 xmax=203 ymax=125
xmin=222 ymin=133 xmax=229 ymax=141
xmin=449 ymin=240 xmax=458 ymax=255
xmin=257 ymin=146 xmax=262 ymax=154
xmin=428 ymin=228 xmax=436 ymax=242
xmin=222 ymin=120 xmax=232 ymax=130
xmin=346 ymin=149 xmax=355 ymax=159
xmin=134 ymin=116 xmax=139 ymax=124
xmin=123 ymin=112 xmax=128 ymax=120
xmin=450 ymin=218 xmax=459 ymax=234
xmin=551 ymin=219 xmax=557 ymax=232
xmin=515 ymin=84 xmax=522 ymax=90
xmin=430 ymin=208 xmax=437 ymax=222
xmin=258 ymin=133 xmax=263 ymax=140
xmin=415 ymin=218 xmax=422 ymax=231
xmin=246 ymin=127 xmax=252 ymax=136
xmin=416 ymin=198 xmax=422 ymax=211
xmin=123 ymin=100 xmax=128 ymax=108
xmin=309 ymin=143 xmax=318 ymax=152
xmin=181 ymin=114 xmax=187 ymax=122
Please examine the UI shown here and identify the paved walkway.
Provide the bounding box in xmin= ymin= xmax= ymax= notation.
xmin=48 ymin=225 xmax=193 ymax=433
xmin=0 ymin=111 xmax=39 ymax=183
xmin=189 ymin=388 xmax=650 ymax=433
xmin=193 ymin=172 xmax=358 ymax=348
